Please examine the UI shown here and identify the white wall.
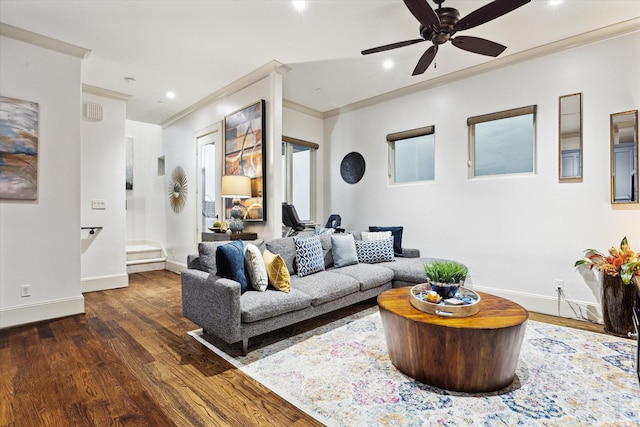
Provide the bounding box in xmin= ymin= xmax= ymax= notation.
xmin=80 ymin=91 xmax=128 ymax=292
xmin=323 ymin=32 xmax=640 ymax=318
xmin=125 ymin=120 xmax=165 ymax=245
xmin=163 ymin=74 xmax=283 ymax=269
xmin=283 ymin=106 xmax=325 ymax=222
xmin=0 ymin=36 xmax=84 ymax=328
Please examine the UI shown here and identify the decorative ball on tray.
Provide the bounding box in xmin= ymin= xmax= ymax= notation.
xmin=208 ymin=221 xmax=229 ymax=233
xmin=423 ymin=260 xmax=468 ymax=299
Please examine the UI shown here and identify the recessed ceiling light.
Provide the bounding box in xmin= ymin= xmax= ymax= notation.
xmin=548 ymin=0 xmax=563 ymax=6
xmin=383 ymin=59 xmax=394 ymax=70
xmin=292 ymin=1 xmax=307 ymax=12
xmin=166 ymin=91 xmax=176 ymax=99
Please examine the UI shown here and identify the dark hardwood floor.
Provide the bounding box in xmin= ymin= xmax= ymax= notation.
xmin=0 ymin=270 xmax=605 ymax=426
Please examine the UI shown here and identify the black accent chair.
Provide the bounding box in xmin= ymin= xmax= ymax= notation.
xmin=325 ymin=214 xmax=345 ymax=233
xmin=282 ymin=203 xmax=305 ymax=233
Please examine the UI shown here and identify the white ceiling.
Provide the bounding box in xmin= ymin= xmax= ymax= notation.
xmin=1 ymin=0 xmax=639 ymax=125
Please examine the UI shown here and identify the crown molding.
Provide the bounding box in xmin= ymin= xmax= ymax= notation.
xmin=161 ymin=60 xmax=291 ymax=128
xmin=0 ymin=22 xmax=91 ymax=59
xmin=324 ymin=18 xmax=640 ymax=119
xmin=283 ymin=99 xmax=324 ymax=119
xmin=82 ymin=84 xmax=131 ymax=101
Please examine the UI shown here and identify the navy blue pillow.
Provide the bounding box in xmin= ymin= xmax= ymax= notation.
xmin=369 ymin=226 xmax=403 ymax=256
xmin=216 ymin=240 xmax=249 ymax=293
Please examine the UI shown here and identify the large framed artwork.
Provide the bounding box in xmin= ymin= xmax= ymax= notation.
xmin=224 ymin=100 xmax=266 ymax=222
xmin=0 ymin=96 xmax=39 ymax=200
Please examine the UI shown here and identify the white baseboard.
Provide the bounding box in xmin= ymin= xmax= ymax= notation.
xmin=81 ymin=273 xmax=129 ymax=293
xmin=0 ymin=295 xmax=85 ymax=329
xmin=473 ymin=284 xmax=602 ymax=324
xmin=165 ymin=259 xmax=185 ymax=274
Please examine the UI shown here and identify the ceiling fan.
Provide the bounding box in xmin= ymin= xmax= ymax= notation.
xmin=361 ymin=0 xmax=531 ymax=75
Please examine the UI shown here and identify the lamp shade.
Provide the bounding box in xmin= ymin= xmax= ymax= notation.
xmin=221 ymin=175 xmax=251 ymax=198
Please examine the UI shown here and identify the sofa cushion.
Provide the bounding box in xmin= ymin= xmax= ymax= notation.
xmin=332 ymin=263 xmax=394 ymax=291
xmin=331 ymin=234 xmax=358 ymax=268
xmin=294 ymin=235 xmax=325 ymax=277
xmin=361 ymin=230 xmax=392 ymax=241
xmin=354 ymin=237 xmax=395 ymax=264
xmin=240 ymin=288 xmax=312 ymax=323
xmin=369 ymin=226 xmax=404 ymax=255
xmin=198 ymin=239 xmax=265 ymax=273
xmin=291 ymin=271 xmax=360 ymax=306
xmin=244 ymin=243 xmax=268 ymax=292
xmin=318 ymin=234 xmax=334 ymax=269
xmin=198 ymin=241 xmax=226 ymax=273
xmin=265 ymin=237 xmax=297 ymax=275
xmin=263 ymin=249 xmax=291 ymax=293
xmin=216 ymin=240 xmax=249 ymax=293
xmin=378 ymin=257 xmax=431 ymax=283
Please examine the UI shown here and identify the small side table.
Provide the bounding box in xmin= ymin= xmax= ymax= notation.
xmin=202 ymin=232 xmax=258 ymax=242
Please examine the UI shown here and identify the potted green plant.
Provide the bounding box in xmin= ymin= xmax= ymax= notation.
xmin=423 ymin=260 xmax=468 ymax=299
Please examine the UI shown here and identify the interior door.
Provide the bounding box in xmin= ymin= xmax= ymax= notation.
xmin=196 ymin=130 xmax=219 ymax=241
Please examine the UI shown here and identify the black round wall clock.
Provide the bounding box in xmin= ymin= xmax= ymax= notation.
xmin=340 ymin=152 xmax=366 ymax=184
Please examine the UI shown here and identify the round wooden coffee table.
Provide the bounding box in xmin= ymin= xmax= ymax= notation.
xmin=378 ymin=287 xmax=528 ymax=393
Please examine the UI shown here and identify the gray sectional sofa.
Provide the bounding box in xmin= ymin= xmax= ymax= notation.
xmin=181 ymin=231 xmax=434 ymax=354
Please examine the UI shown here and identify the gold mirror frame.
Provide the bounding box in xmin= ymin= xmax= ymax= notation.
xmin=168 ymin=166 xmax=188 ymax=213
xmin=559 ymin=93 xmax=582 ymax=181
xmin=610 ymin=110 xmax=638 ymax=204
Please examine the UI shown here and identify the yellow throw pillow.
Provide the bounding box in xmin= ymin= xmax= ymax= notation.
xmin=262 ymin=249 xmax=291 ymax=293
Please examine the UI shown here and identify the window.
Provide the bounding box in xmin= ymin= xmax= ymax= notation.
xmin=468 ymin=105 xmax=536 ymax=178
xmin=387 ymin=125 xmax=435 ymax=184
xmin=282 ymin=136 xmax=318 ymax=222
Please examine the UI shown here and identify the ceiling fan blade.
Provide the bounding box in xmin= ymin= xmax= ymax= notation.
xmin=412 ymin=44 xmax=438 ymax=76
xmin=403 ymin=0 xmax=440 ymax=29
xmin=454 ymin=0 xmax=531 ymax=32
xmin=451 ymin=36 xmax=506 ymax=57
xmin=361 ymin=38 xmax=426 ymax=55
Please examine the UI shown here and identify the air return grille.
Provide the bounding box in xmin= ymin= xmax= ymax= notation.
xmin=84 ymin=102 xmax=103 ymax=121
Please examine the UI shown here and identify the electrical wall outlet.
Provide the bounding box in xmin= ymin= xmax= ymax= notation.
xmin=21 ymin=284 xmax=31 ymax=297
xmin=555 ymin=279 xmax=564 ymax=291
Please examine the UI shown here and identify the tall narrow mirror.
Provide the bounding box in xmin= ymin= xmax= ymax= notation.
xmin=559 ymin=93 xmax=582 ymax=181
xmin=610 ymin=110 xmax=638 ymax=204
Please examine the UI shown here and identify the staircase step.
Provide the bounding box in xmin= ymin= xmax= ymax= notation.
xmin=126 ymin=244 xmax=163 ymax=261
xmin=127 ymin=260 xmax=166 ymax=274
xmin=125 ymin=242 xmax=166 ymax=273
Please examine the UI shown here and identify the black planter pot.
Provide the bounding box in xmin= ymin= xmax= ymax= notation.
xmin=602 ymin=274 xmax=637 ymax=337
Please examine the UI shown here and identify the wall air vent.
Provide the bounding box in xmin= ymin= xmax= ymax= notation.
xmin=84 ymin=102 xmax=103 ymax=121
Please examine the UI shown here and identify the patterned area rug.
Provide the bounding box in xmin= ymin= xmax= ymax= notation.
xmin=189 ymin=307 xmax=640 ymax=426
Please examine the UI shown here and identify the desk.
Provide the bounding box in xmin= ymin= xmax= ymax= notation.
xmin=378 ymin=287 xmax=528 ymax=392
xmin=202 ymin=232 xmax=258 ymax=242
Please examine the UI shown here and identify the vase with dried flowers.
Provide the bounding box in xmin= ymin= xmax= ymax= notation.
xmin=575 ymin=237 xmax=639 ymax=336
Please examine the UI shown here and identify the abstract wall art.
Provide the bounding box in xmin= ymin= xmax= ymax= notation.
xmin=223 ymin=100 xmax=266 ymax=222
xmin=0 ymin=96 xmax=39 ymax=200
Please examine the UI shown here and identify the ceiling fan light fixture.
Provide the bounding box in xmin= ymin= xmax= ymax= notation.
xmin=361 ymin=0 xmax=531 ymax=75
xmin=292 ymin=1 xmax=307 ymax=13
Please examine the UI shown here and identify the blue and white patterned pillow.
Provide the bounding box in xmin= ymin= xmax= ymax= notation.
xmin=294 ymin=235 xmax=326 ymax=277
xmin=354 ymin=237 xmax=395 ymax=264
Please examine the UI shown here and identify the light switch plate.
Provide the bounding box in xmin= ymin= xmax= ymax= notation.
xmin=92 ymin=199 xmax=106 ymax=209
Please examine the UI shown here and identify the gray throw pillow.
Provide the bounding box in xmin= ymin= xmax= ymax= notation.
xmin=331 ymin=234 xmax=359 ymax=268
xmin=198 ymin=242 xmax=226 ymax=272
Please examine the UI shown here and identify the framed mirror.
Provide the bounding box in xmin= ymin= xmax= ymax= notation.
xmin=559 ymin=93 xmax=582 ymax=181
xmin=610 ymin=110 xmax=638 ymax=204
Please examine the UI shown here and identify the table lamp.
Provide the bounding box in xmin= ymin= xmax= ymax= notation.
xmin=221 ymin=175 xmax=252 ymax=233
